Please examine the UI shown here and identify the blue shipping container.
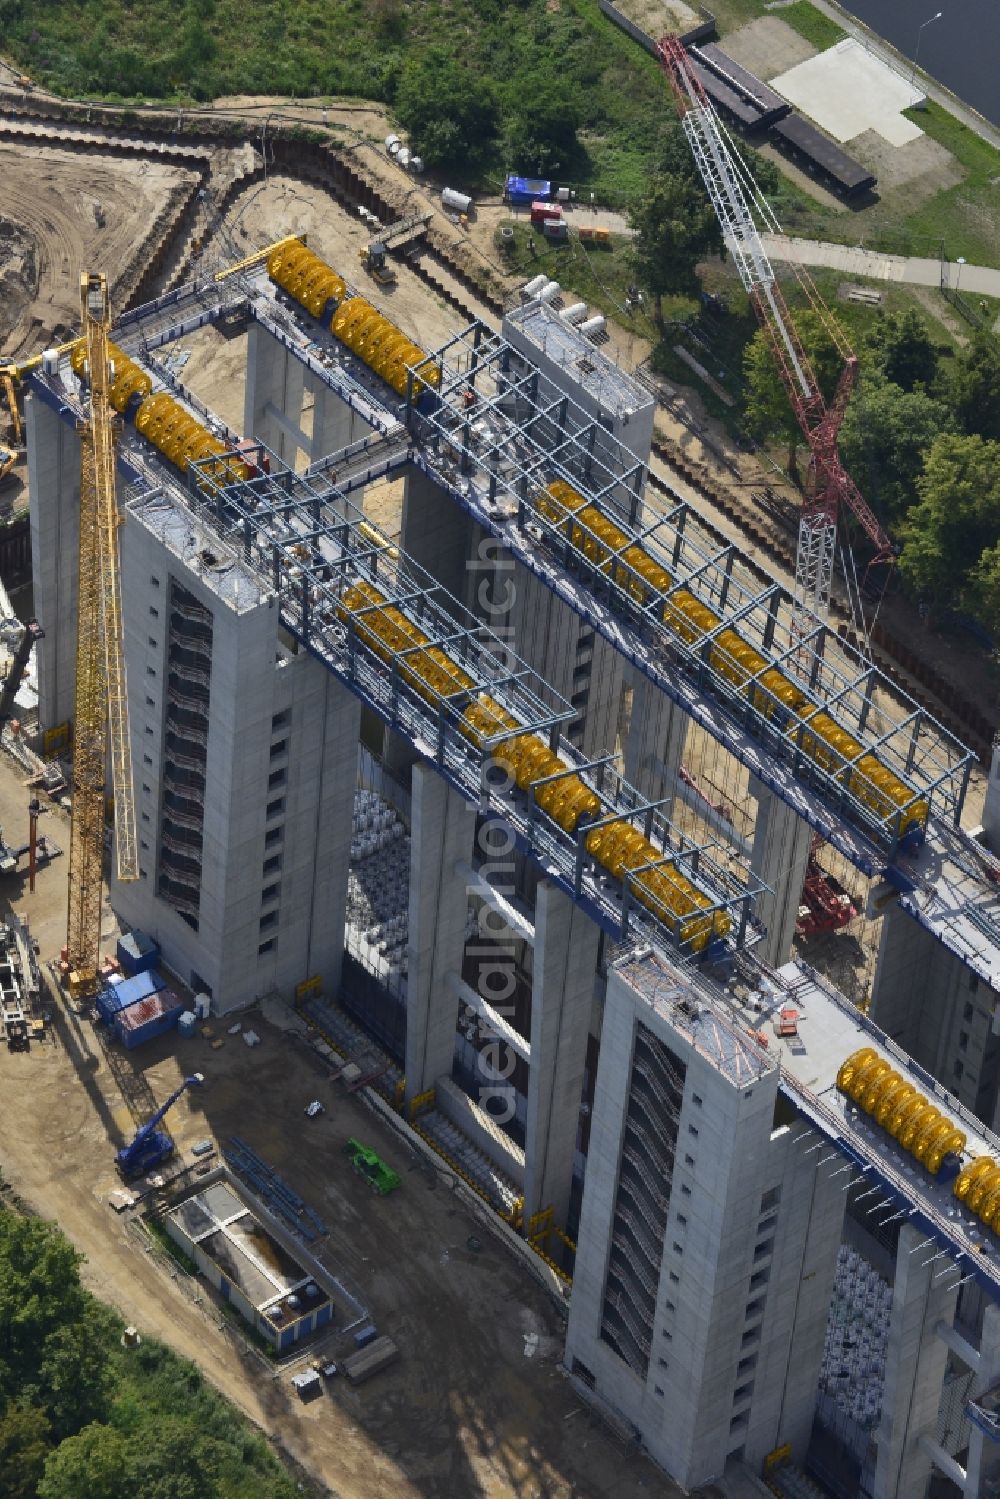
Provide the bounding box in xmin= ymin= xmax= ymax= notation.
xmin=97 ymin=968 xmax=167 ymax=1021
xmin=116 ymin=990 xmax=184 ymax=1050
xmin=117 ymin=929 xmax=160 ymax=977
xmin=506 ymin=174 xmax=551 ymax=206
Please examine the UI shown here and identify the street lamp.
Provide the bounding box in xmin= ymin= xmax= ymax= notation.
xmin=956 ymin=256 xmax=967 ymax=293
xmin=910 ymin=11 xmax=943 ymax=89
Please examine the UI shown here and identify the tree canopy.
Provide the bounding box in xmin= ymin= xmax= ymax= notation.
xmin=0 ymin=1201 xmax=299 ymax=1499
xmin=949 ymin=334 xmax=1000 ymax=442
xmin=394 ymin=48 xmax=500 ymax=177
xmin=629 ymin=171 xmax=722 ymax=323
xmin=839 ymin=375 xmax=954 ymax=528
xmin=504 ymin=72 xmax=581 ymax=177
xmin=862 ymin=308 xmax=940 ymax=393
xmin=898 ymin=433 xmax=1000 ymax=614
xmin=742 ymin=311 xmax=843 ymax=471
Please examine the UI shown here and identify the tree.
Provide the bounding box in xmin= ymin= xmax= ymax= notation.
xmin=37 ymin=1306 xmax=114 ymax=1439
xmin=0 ymin=1210 xmax=86 ymax=1395
xmin=949 ymin=334 xmax=1000 ymax=441
xmin=863 ymin=308 xmax=939 ymax=393
xmin=899 ymin=433 xmax=1000 ymax=608
xmin=629 ymin=173 xmax=722 ymax=324
xmin=742 ymin=310 xmax=844 ymax=472
xmin=504 ymin=73 xmax=581 ymax=177
xmin=134 ymin=1421 xmax=228 ymax=1499
xmin=0 ymin=1401 xmax=52 ymax=1499
xmin=970 ymin=543 xmax=1000 ymax=640
xmin=839 ymin=375 xmax=954 ymax=528
xmin=394 ymin=49 xmax=499 ymax=178
xmin=37 ymin=1425 xmax=138 ymax=1499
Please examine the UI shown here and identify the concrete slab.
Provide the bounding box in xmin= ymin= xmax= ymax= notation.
xmin=772 ymin=38 xmax=925 ymax=148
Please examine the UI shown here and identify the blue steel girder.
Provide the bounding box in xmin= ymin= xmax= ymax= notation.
xmin=32 ymin=366 xmax=759 ymax=959
xmin=405 ymin=335 xmax=973 ymax=870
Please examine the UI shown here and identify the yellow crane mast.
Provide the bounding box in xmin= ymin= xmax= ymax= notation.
xmin=66 ymin=272 xmax=138 ymax=992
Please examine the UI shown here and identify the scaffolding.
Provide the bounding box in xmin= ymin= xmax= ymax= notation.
xmin=99 ymin=268 xmax=975 ymax=875
xmin=406 ymin=319 xmax=974 ymax=863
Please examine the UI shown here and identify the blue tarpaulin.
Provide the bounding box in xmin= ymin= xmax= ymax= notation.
xmin=506 ymin=175 xmax=551 ymax=205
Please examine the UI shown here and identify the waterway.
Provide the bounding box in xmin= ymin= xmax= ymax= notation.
xmin=840 ymin=0 xmax=1000 ymax=127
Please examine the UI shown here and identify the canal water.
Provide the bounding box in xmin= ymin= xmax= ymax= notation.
xmin=840 ymin=0 xmax=1000 ymax=127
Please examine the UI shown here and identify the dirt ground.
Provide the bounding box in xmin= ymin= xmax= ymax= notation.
xmin=0 ymin=143 xmax=198 ymax=361
xmin=719 ymin=17 xmax=817 ymax=82
xmin=604 ymin=0 xmax=698 ymax=38
xmin=0 ymin=750 xmax=674 ymax=1499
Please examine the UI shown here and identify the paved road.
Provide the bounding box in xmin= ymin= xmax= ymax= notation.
xmin=760 ymin=232 xmax=1000 ymax=298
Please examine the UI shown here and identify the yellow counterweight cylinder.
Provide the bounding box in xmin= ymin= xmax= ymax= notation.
xmin=954 ymin=1157 xmax=995 ymax=1201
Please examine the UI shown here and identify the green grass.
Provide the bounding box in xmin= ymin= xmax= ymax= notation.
xmin=108 ymin=1334 xmax=302 ymax=1494
xmin=146 ymin=1216 xmax=199 ymax=1276
xmin=497 ymin=221 xmax=695 ymax=338
xmin=895 ymin=101 xmax=1000 ymax=265
xmin=2 ymin=0 xmax=684 ymax=206
xmin=775 ymin=1 xmax=846 ymax=51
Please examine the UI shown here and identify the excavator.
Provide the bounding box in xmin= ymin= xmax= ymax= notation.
xmin=116 ymin=1073 xmax=205 ymax=1178
xmin=358 ymin=241 xmax=397 ymax=288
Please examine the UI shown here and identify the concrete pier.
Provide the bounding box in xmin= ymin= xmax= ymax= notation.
xmin=523 ymin=882 xmax=600 ymax=1228
xmin=874 ymin=1223 xmax=959 ymax=1499
xmin=26 ymin=392 xmax=82 ymax=732
xmin=404 ymin=764 xmax=475 ymax=1099
xmin=750 ymin=777 xmax=814 ymax=968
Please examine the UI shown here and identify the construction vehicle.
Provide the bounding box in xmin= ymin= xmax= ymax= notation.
xmin=115 ymin=1073 xmax=204 ymax=1178
xmin=795 ymin=835 xmax=859 ymax=938
xmin=0 ymin=449 xmax=15 ymax=486
xmin=0 ymin=919 xmax=38 ymax=1050
xmin=66 ymin=273 xmax=139 ymax=994
xmin=358 ymin=242 xmax=397 ymax=288
xmin=344 ymin=1137 xmax=400 ymax=1194
xmin=13 ymin=74 xmax=31 ymax=92
xmin=0 ymin=618 xmax=42 ymax=727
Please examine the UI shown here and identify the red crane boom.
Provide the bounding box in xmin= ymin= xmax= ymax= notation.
xmin=656 ymin=36 xmax=894 ymax=650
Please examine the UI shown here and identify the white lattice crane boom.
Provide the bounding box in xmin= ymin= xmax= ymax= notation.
xmin=657 ymin=36 xmax=895 ymax=650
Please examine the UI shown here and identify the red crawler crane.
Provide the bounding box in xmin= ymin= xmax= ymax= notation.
xmin=656 ymin=36 xmax=895 ymax=651
xmin=795 ymin=834 xmax=859 ymax=938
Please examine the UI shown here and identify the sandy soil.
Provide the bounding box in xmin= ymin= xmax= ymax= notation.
xmin=850 ymin=128 xmax=961 ymax=195
xmin=0 ymin=144 xmax=198 ymax=361
xmin=0 ymin=746 xmax=674 ymax=1499
xmin=720 ymin=17 xmax=817 ymax=82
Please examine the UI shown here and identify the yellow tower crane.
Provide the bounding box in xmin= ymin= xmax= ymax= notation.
xmin=66 ymin=272 xmax=138 ymax=992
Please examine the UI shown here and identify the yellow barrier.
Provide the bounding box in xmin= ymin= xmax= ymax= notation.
xmin=336 ymin=578 xmax=730 ymax=953
xmin=836 ymin=1047 xmax=965 ymax=1176
xmin=540 ymin=480 xmax=928 ymax=844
